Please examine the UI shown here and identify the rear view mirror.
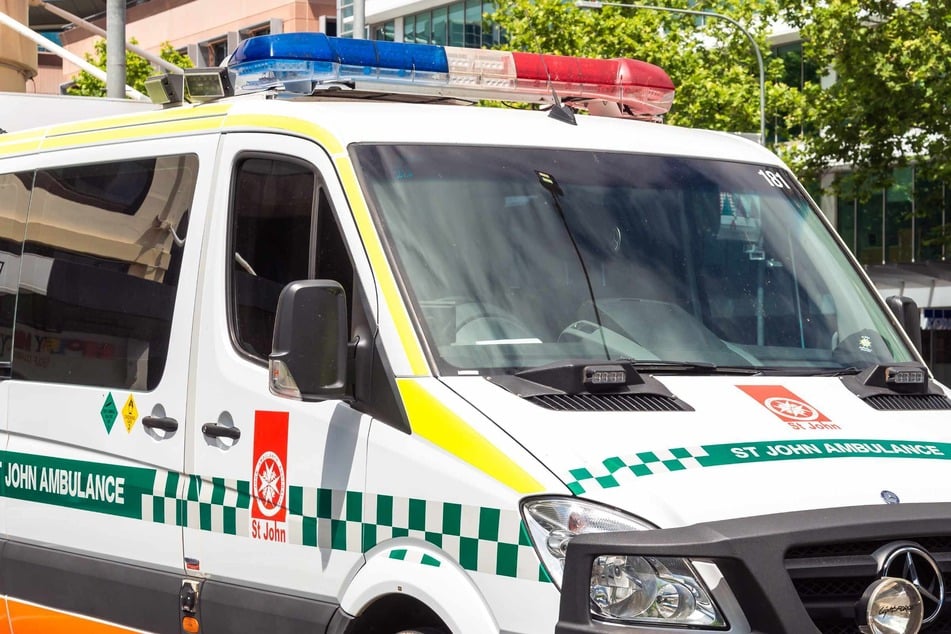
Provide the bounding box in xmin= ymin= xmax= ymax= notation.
xmin=269 ymin=280 xmax=349 ymax=400
xmin=886 ymin=295 xmax=922 ymax=353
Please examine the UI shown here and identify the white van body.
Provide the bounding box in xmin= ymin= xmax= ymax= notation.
xmin=0 ymin=35 xmax=949 ymax=634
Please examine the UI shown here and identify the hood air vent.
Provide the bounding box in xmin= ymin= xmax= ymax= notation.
xmin=486 ymin=362 xmax=694 ymax=412
xmin=526 ymin=392 xmax=690 ymax=412
xmin=863 ymin=393 xmax=951 ymax=411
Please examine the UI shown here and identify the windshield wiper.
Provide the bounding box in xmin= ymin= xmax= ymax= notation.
xmin=628 ymin=360 xmax=761 ymax=375
xmin=493 ymin=358 xmax=758 ymax=398
xmin=802 ymin=366 xmax=862 ymax=377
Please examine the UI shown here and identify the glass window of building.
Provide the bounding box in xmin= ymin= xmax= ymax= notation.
xmin=856 ymin=191 xmax=883 ymax=265
xmin=915 ymin=173 xmax=947 ymax=262
xmin=449 ymin=2 xmax=465 ymax=46
xmin=464 ymin=0 xmax=482 ymax=47
xmin=885 ymin=167 xmax=913 ymax=262
xmin=432 ymin=6 xmax=448 ymax=45
xmin=837 ymin=166 xmax=948 ymax=265
xmin=482 ymin=1 xmax=500 ymax=46
xmin=339 ymin=0 xmax=354 ymax=38
xmin=416 ymin=11 xmax=431 ymax=44
xmin=374 ymin=21 xmax=395 ymax=41
xmin=202 ymin=38 xmax=228 ymax=66
xmin=399 ymin=0 xmax=502 ymax=47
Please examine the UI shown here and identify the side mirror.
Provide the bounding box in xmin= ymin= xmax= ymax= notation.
xmin=886 ymin=295 xmax=922 ymax=353
xmin=269 ymin=280 xmax=349 ymax=401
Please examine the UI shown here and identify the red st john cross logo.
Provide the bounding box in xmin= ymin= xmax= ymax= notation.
xmin=738 ymin=385 xmax=830 ymax=424
xmin=252 ymin=410 xmax=289 ymax=522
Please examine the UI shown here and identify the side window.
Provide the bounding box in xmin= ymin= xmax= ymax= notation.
xmin=13 ymin=155 xmax=198 ymax=389
xmin=0 ymin=172 xmax=31 ymax=368
xmin=231 ymin=156 xmax=316 ymax=358
xmin=230 ymin=154 xmax=355 ymax=360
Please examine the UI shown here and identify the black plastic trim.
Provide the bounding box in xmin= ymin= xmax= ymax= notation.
xmin=199 ymin=578 xmax=337 ymax=633
xmin=1 ymin=540 xmax=182 ymax=633
xmin=556 ymin=502 xmax=951 ymax=634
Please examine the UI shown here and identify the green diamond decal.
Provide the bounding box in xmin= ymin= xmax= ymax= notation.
xmin=100 ymin=393 xmax=118 ymax=433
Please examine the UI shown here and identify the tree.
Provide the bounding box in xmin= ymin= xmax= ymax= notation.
xmin=69 ymin=38 xmax=192 ymax=98
xmin=490 ymin=0 xmax=806 ymax=140
xmin=783 ymin=0 xmax=951 ymax=193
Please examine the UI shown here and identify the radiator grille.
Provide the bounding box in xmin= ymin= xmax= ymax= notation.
xmin=786 ymin=537 xmax=951 ymax=633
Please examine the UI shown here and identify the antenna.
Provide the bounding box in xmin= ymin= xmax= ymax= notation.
xmin=547 ymin=86 xmax=578 ymax=125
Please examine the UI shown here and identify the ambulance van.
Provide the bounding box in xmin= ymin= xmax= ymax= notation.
xmin=1 ymin=32 xmax=949 ymax=634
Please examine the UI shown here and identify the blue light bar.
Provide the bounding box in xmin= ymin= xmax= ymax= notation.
xmin=228 ymin=33 xmax=450 ymax=95
xmin=230 ymin=32 xmax=335 ymax=64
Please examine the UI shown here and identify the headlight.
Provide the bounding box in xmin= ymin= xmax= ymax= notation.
xmin=590 ymin=555 xmax=726 ymax=627
xmin=521 ymin=497 xmax=727 ymax=628
xmin=521 ymin=497 xmax=652 ymax=588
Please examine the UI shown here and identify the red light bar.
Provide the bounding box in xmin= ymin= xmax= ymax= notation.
xmin=511 ymin=52 xmax=674 ymax=117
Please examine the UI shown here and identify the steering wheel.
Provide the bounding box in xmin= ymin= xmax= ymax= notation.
xmin=453 ymin=304 xmax=534 ymax=343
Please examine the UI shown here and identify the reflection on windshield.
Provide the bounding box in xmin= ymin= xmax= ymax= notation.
xmin=353 ymin=145 xmax=913 ymax=374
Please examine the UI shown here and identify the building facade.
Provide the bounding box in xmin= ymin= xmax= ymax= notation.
xmin=27 ymin=0 xmax=336 ymax=92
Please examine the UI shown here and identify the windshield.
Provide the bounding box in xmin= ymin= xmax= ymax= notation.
xmin=353 ymin=144 xmax=915 ymax=374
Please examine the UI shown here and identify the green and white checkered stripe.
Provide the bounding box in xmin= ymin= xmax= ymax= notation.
xmin=181 ymin=475 xmax=252 ymax=536
xmin=0 ymin=450 xmax=543 ymax=582
xmin=565 ymin=438 xmax=951 ymax=494
xmin=140 ymin=469 xmax=181 ymax=525
xmin=566 ymin=446 xmax=709 ymax=494
xmin=388 ymin=548 xmax=442 ymax=568
xmin=173 ymin=476 xmax=548 ymax=582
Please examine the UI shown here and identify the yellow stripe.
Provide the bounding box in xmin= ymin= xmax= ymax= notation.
xmin=0 ymin=130 xmax=44 ymax=156
xmin=335 ymin=157 xmax=428 ymax=375
xmin=220 ymin=113 xmax=345 ymax=155
xmin=48 ymin=103 xmax=231 ymax=136
xmin=41 ymin=116 xmax=225 ymax=149
xmin=398 ymin=379 xmax=544 ymax=494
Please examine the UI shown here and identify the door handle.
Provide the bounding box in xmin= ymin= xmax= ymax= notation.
xmin=142 ymin=415 xmax=178 ymax=432
xmin=202 ymin=422 xmax=241 ymax=440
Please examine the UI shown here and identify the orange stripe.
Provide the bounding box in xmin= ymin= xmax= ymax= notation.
xmin=6 ymin=599 xmax=140 ymax=634
xmin=1 ymin=598 xmax=11 ymax=634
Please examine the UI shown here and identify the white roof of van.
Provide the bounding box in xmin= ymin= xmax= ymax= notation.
xmin=227 ymin=98 xmax=782 ymax=165
xmin=0 ymin=92 xmax=157 ymax=133
xmin=1 ymin=95 xmax=782 ymax=167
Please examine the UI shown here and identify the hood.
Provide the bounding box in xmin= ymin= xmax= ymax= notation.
xmin=441 ymin=374 xmax=951 ymax=528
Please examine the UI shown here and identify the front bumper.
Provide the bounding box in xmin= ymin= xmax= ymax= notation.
xmin=556 ymin=502 xmax=951 ymax=634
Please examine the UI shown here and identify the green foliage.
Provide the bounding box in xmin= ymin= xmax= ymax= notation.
xmin=489 ymin=0 xmax=802 ymax=139
xmin=68 ymin=38 xmax=192 ymax=98
xmin=783 ymin=0 xmax=951 ymax=196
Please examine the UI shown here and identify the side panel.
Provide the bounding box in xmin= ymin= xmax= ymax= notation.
xmin=183 ymin=133 xmax=376 ymax=628
xmin=359 ymin=384 xmax=562 ymax=634
xmin=1 ymin=135 xmax=217 ymax=632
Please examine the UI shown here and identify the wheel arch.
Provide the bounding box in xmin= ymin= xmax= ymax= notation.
xmin=339 ymin=539 xmax=499 ymax=634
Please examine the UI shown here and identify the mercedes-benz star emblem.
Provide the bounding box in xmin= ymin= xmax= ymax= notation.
xmin=882 ymin=545 xmax=945 ymax=626
xmin=882 ymin=490 xmax=901 ymax=504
